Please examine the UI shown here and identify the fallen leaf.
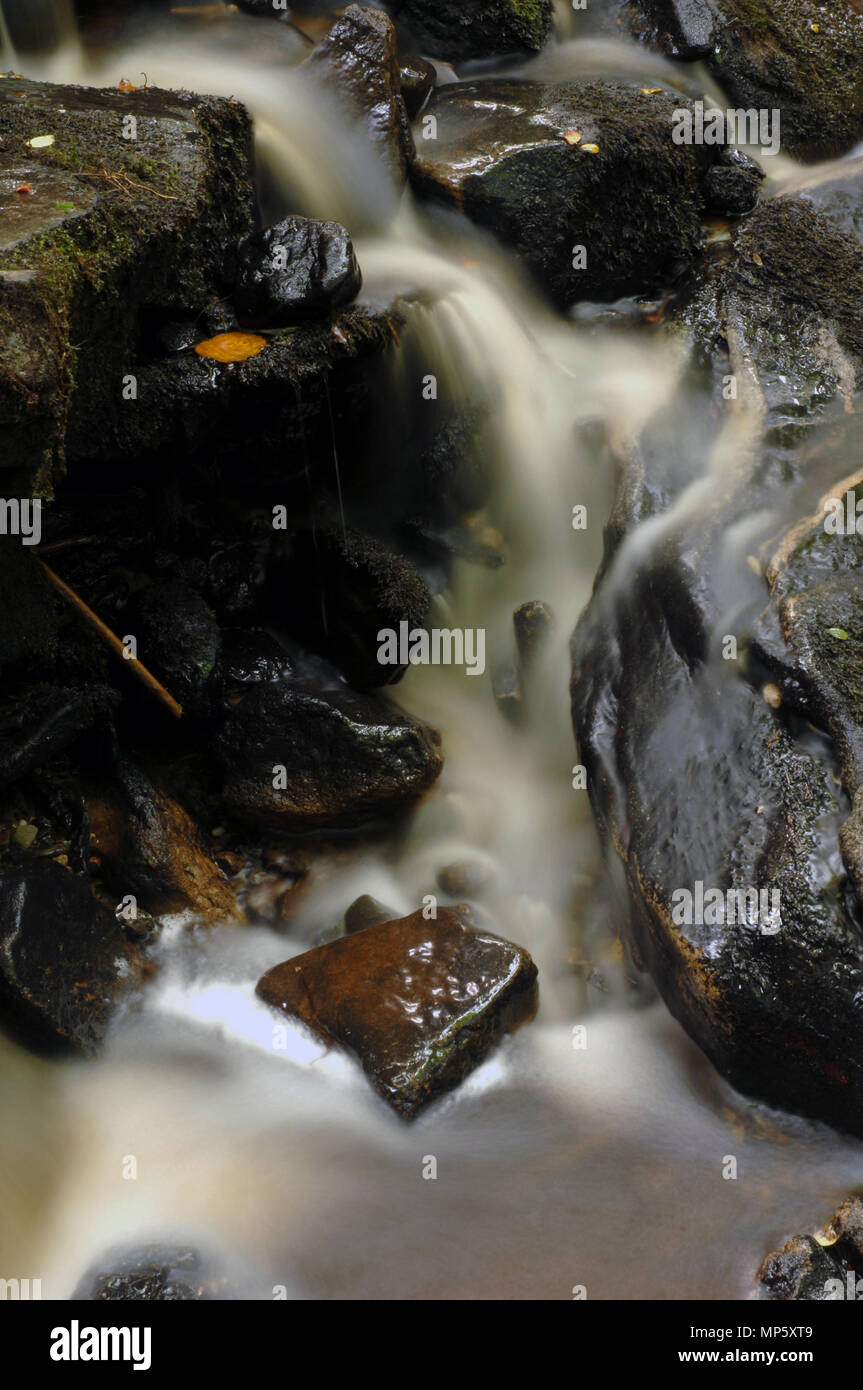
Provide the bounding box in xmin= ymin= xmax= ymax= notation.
xmin=752 ymin=251 xmax=763 ymax=266
xmin=827 ymin=627 xmax=850 ymax=641
xmin=640 ymin=87 xmax=663 ymax=95
xmin=193 ymin=331 xmax=267 ymax=363
xmin=117 ymin=77 xmax=138 ymax=92
xmin=563 ymin=130 xmax=582 ymax=146
xmin=581 ymin=143 xmax=600 ymax=155
xmin=27 ymin=133 xmax=54 ymax=148
xmin=14 ymin=182 xmax=32 ymax=195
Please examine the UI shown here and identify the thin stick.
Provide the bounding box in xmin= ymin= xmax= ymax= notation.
xmin=40 ymin=561 xmax=184 ymax=720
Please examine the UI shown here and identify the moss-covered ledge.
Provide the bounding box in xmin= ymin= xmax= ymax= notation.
xmin=0 ymin=76 xmax=255 ymax=496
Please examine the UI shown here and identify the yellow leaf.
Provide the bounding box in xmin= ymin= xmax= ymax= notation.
xmin=27 ymin=134 xmax=54 ymax=147
xmin=193 ymin=332 xmax=267 ymax=363
xmin=640 ymin=87 xmax=663 ymax=95
xmin=564 ymin=130 xmax=582 ymax=146
xmin=581 ymin=143 xmax=600 ymax=154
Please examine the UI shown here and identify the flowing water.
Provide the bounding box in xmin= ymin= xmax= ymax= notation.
xmin=2 ymin=0 xmax=863 ymax=1301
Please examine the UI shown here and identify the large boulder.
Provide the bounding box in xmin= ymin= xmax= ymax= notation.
xmin=411 ymin=81 xmax=734 ymax=306
xmin=304 ymin=5 xmax=415 ymax=183
xmin=215 ymin=675 xmax=443 ymax=831
xmin=630 ymin=0 xmax=863 ymax=161
xmin=0 ymin=76 xmax=254 ymax=495
xmin=256 ymin=906 xmax=538 ymax=1116
xmin=390 ymin=0 xmax=553 ymax=62
xmin=571 ymin=194 xmax=863 ymax=1137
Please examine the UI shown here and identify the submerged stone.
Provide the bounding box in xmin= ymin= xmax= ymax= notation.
xmin=256 ymin=906 xmax=538 ymax=1116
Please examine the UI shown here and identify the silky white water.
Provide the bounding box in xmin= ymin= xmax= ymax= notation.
xmin=1 ymin=0 xmax=862 ymax=1301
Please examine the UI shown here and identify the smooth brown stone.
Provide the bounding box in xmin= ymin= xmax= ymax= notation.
xmin=256 ymin=907 xmax=538 ymax=1117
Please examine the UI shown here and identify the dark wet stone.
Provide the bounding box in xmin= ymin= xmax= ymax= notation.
xmin=832 ymin=1197 xmax=863 ymax=1273
xmin=256 ymin=906 xmax=538 ymax=1116
xmin=0 ymin=684 xmax=118 ymax=789
xmin=233 ymin=215 xmax=362 ymax=329
xmin=73 ymin=1244 xmax=231 ymax=1300
xmin=705 ymin=155 xmax=764 ymax=216
xmin=215 ymin=677 xmax=443 ymax=832
xmin=126 ymin=580 xmax=221 ymax=709
xmin=84 ymin=760 xmax=239 ymax=921
xmin=220 ymin=628 xmax=293 ymax=688
xmin=304 ymin=5 xmax=415 ymax=182
xmin=74 ymin=303 xmax=403 ymax=492
xmin=344 ymin=892 xmax=397 ymax=934
xmin=758 ymin=1236 xmax=844 ymax=1301
xmin=634 ymin=0 xmax=863 ymax=161
xmin=0 ymin=858 xmax=147 ymax=1056
xmin=399 ymin=54 xmax=436 ymax=119
xmin=0 ymin=76 xmax=254 ymax=494
xmin=411 ymin=81 xmax=719 ymax=307
xmin=514 ymin=599 xmax=555 ymax=673
xmin=267 ymin=526 xmax=431 ymax=689
xmin=0 ymin=541 xmax=58 ymax=679
xmin=156 ymin=319 xmax=199 ymax=354
xmin=571 ymin=196 xmax=863 ymax=1136
xmin=390 ymin=0 xmax=553 ymax=62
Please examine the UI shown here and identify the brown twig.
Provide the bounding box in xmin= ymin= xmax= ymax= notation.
xmin=40 ymin=561 xmax=184 ymax=720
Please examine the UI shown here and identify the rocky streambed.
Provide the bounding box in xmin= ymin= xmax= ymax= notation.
xmin=3 ymin=0 xmax=863 ymax=1301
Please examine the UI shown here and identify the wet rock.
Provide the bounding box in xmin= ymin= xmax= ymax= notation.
xmin=0 ymin=684 xmax=118 ymax=789
xmin=75 ymin=303 xmax=402 ymax=491
xmin=126 ymin=580 xmax=221 ymax=710
xmin=256 ymin=906 xmax=538 ymax=1116
xmin=758 ymin=1236 xmax=843 ymax=1301
xmin=514 ymin=598 xmax=555 ymax=674
xmin=704 ymin=150 xmax=765 ymax=216
xmin=233 ymin=215 xmax=362 ymax=328
xmin=411 ymin=81 xmax=721 ymax=307
xmin=220 ymin=628 xmax=293 ymax=689
xmin=399 ymin=55 xmax=436 ymax=119
xmin=634 ymin=0 xmax=863 ymax=161
xmin=304 ymin=5 xmax=415 ymax=183
xmin=215 ymin=676 xmax=443 ymax=832
xmin=0 ymin=76 xmax=254 ymax=494
xmin=0 ymin=858 xmax=147 ymax=1055
xmin=344 ymin=892 xmax=397 ymax=933
xmin=758 ymin=1196 xmax=863 ymax=1299
xmin=571 ymin=197 xmax=863 ymax=1136
xmin=73 ymin=1244 xmax=231 ymax=1300
xmin=84 ymin=761 xmax=239 ymax=921
xmin=267 ymin=526 xmax=431 ymax=689
xmin=390 ymin=0 xmax=553 ymax=62
xmin=0 ymin=541 xmax=58 ymax=679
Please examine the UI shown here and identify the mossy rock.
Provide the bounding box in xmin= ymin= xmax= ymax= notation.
xmin=0 ymin=76 xmax=255 ymax=496
xmin=389 ymin=0 xmax=553 ymax=62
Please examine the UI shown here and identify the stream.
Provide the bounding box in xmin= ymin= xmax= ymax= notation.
xmin=1 ymin=0 xmax=862 ymax=1302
